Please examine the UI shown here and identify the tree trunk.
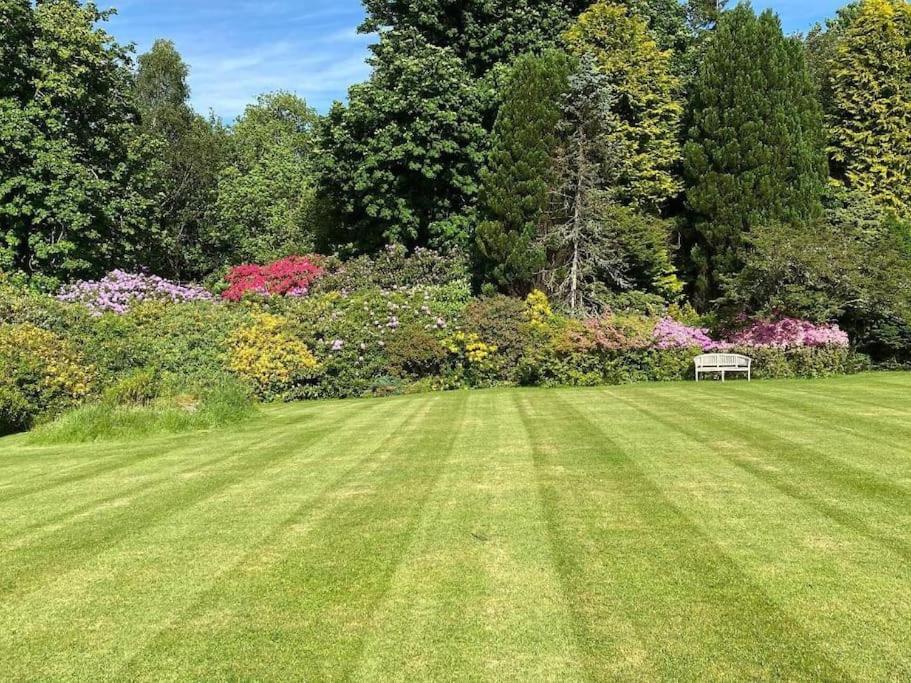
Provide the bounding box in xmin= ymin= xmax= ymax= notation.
xmin=569 ymin=141 xmax=586 ymax=314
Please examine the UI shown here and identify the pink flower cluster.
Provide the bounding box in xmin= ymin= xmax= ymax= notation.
xmin=729 ymin=318 xmax=850 ymax=349
xmin=653 ymin=318 xmax=721 ymax=351
xmin=57 ymin=270 xmax=213 ymax=315
xmin=222 ymin=256 xmax=324 ymax=302
xmin=653 ymin=316 xmax=850 ymax=351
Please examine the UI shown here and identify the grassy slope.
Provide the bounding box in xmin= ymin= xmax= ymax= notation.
xmin=0 ymin=373 xmax=909 ymax=680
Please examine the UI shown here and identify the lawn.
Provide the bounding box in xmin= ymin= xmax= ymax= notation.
xmin=1 ymin=374 xmax=910 ymax=680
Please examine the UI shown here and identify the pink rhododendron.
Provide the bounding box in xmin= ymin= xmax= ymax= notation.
xmin=653 ymin=317 xmax=721 ymax=351
xmin=729 ymin=318 xmax=850 ymax=349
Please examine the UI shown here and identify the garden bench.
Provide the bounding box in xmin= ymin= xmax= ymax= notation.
xmin=694 ymin=353 xmax=752 ymax=382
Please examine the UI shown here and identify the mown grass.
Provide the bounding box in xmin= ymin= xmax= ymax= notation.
xmin=0 ymin=373 xmax=909 ymax=680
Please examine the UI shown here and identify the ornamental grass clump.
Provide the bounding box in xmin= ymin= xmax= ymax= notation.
xmin=730 ymin=318 xmax=850 ymax=349
xmin=57 ymin=270 xmax=213 ymax=315
xmin=221 ymin=256 xmax=324 ymax=302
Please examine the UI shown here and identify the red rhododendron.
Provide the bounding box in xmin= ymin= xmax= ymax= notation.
xmin=222 ymin=256 xmax=324 ymax=302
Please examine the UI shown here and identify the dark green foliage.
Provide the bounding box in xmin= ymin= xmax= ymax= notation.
xmin=0 ymin=0 xmax=33 ymax=99
xmin=314 ymin=244 xmax=469 ymax=293
xmin=474 ymin=50 xmax=574 ymax=294
xmin=385 ymin=324 xmax=449 ymax=378
xmin=721 ymin=188 xmax=911 ymax=359
xmin=359 ymin=0 xmax=590 ymax=77
xmin=0 ymin=0 xmax=154 ymax=289
xmin=683 ymin=5 xmax=828 ymax=305
xmin=314 ymin=30 xmax=486 ymax=252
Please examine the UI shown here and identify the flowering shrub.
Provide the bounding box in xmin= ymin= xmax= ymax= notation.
xmin=268 ymin=282 xmax=470 ymax=397
xmin=0 ymin=323 xmax=94 ymax=431
xmin=444 ymin=331 xmax=498 ymax=365
xmin=730 ymin=318 xmax=850 ymax=349
xmin=57 ymin=271 xmax=213 ymax=315
xmin=524 ymin=290 xmax=553 ymax=331
xmin=222 ymin=256 xmax=324 ymax=302
xmin=227 ymin=314 xmax=319 ymax=399
xmin=653 ymin=317 xmax=720 ymax=351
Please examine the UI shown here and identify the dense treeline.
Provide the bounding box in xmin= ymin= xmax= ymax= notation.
xmin=2 ymin=0 xmax=911 ymax=360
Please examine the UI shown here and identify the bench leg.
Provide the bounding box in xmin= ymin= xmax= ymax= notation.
xmin=721 ymin=370 xmax=725 ymax=382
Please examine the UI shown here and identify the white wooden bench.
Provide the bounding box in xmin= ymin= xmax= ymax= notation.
xmin=694 ymin=353 xmax=752 ymax=382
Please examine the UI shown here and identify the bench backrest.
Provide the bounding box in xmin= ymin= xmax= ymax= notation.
xmin=694 ymin=353 xmax=752 ymax=369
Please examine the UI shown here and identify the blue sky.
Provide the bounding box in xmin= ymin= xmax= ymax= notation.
xmin=103 ymin=1 xmax=846 ymax=120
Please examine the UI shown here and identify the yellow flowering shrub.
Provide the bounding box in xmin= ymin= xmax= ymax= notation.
xmin=524 ymin=290 xmax=554 ymax=334
xmin=0 ymin=323 xmax=94 ymax=430
xmin=227 ymin=314 xmax=319 ymax=399
xmin=444 ymin=331 xmax=498 ymax=365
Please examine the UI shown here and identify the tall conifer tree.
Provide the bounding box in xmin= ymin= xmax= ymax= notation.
xmin=828 ymin=0 xmax=911 ymax=214
xmin=683 ymin=4 xmax=828 ymax=303
xmin=474 ymin=50 xmax=574 ymax=294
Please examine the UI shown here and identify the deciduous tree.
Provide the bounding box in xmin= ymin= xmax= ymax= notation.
xmin=0 ymin=0 xmax=152 ymax=288
xmin=314 ymin=30 xmax=486 ymax=252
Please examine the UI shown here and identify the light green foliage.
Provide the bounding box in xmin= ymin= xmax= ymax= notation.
xmin=826 ymin=0 xmax=911 ymax=214
xmin=0 ymin=0 xmax=154 ymax=288
xmin=315 ymin=30 xmax=486 ymax=252
xmin=683 ymin=5 xmax=828 ymax=303
xmin=565 ymin=1 xmax=684 ymax=212
xmin=31 ymin=378 xmax=254 ymax=444
xmin=1 ymin=376 xmax=909 ymax=678
xmin=215 ymin=92 xmax=320 ymax=264
xmin=475 ymin=50 xmax=575 ymax=294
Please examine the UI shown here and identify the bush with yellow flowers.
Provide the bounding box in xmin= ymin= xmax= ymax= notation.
xmin=0 ymin=323 xmax=94 ymax=433
xmin=227 ymin=314 xmax=320 ymax=400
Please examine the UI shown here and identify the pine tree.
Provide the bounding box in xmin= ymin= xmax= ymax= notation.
xmin=474 ymin=50 xmax=574 ymax=294
xmin=828 ymin=0 xmax=911 ymax=214
xmin=683 ymin=5 xmax=828 ymax=304
xmin=564 ymin=1 xmax=683 ymax=213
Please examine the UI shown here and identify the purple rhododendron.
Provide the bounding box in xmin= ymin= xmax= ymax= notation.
xmin=730 ymin=318 xmax=850 ymax=349
xmin=57 ymin=270 xmax=213 ymax=315
xmin=653 ymin=318 xmax=721 ymax=351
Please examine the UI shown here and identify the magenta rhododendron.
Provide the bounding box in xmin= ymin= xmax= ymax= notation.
xmin=57 ymin=270 xmax=213 ymax=314
xmin=730 ymin=318 xmax=850 ymax=348
xmin=222 ymin=256 xmax=324 ymax=302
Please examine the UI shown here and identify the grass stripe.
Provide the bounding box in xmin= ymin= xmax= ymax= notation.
xmin=518 ymin=389 xmax=849 ymax=680
xmin=352 ymin=390 xmax=587 ymax=681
